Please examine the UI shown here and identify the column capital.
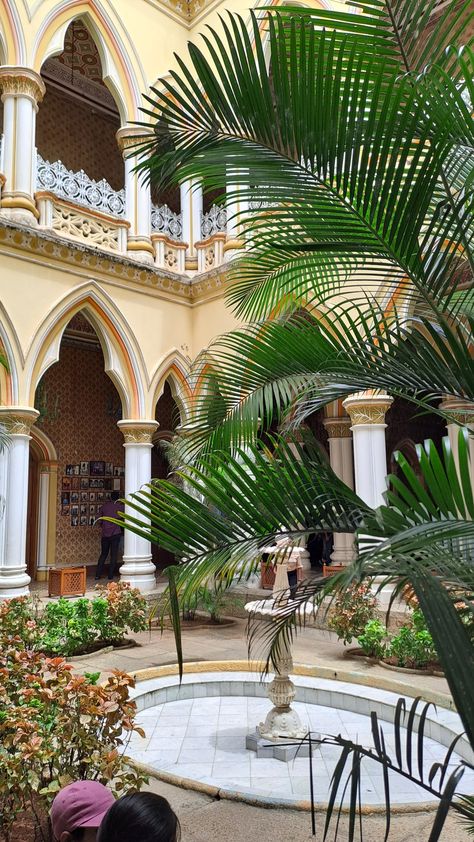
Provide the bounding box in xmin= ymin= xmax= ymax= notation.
xmin=343 ymin=392 xmax=393 ymax=426
xmin=118 ymin=419 xmax=159 ymax=444
xmin=323 ymin=417 xmax=352 ymax=438
xmin=0 ymin=406 xmax=39 ymax=435
xmin=439 ymin=397 xmax=474 ymax=427
xmin=0 ymin=67 xmax=46 ymax=105
xmin=116 ymin=126 xmax=153 ymax=157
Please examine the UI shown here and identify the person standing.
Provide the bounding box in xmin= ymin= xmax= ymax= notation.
xmin=95 ymin=491 xmax=124 ymax=581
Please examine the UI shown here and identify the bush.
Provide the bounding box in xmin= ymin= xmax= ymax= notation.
xmin=0 ymin=641 xmax=147 ymax=841
xmin=388 ymin=610 xmax=437 ymax=669
xmin=357 ymin=619 xmax=387 ymax=659
xmin=328 ymin=582 xmax=377 ymax=645
xmin=0 ymin=583 xmax=149 ymax=657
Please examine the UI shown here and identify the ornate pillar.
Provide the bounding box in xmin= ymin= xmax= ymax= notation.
xmin=116 ymin=128 xmax=154 ymax=264
xmin=180 ymin=179 xmax=203 ymax=270
xmin=0 ymin=68 xmax=45 ymax=225
xmin=323 ymin=417 xmax=355 ymax=564
xmin=439 ymin=397 xmax=474 ymax=489
xmin=343 ymin=392 xmax=393 ymax=509
xmin=117 ymin=420 xmax=158 ymax=592
xmin=0 ymin=408 xmax=39 ymax=598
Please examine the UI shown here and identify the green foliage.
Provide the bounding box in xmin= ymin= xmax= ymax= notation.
xmin=0 ymin=641 xmax=147 ymax=841
xmin=357 ymin=619 xmax=388 ymax=660
xmin=328 ymin=583 xmax=377 ymax=645
xmin=388 ymin=614 xmax=437 ymax=669
xmin=0 ymin=582 xmax=148 ymax=657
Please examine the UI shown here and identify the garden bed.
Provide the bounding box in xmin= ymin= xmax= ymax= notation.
xmin=380 ymin=657 xmax=444 ymax=676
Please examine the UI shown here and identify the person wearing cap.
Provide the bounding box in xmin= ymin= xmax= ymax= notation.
xmin=50 ymin=780 xmax=115 ymax=842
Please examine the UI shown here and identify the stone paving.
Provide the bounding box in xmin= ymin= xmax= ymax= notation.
xmin=129 ymin=695 xmax=474 ymax=805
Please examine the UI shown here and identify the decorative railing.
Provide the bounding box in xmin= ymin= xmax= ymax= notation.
xmin=151 ymin=202 xmax=182 ymax=240
xmin=36 ymin=154 xmax=126 ymax=218
xmin=201 ymin=204 xmax=227 ymax=238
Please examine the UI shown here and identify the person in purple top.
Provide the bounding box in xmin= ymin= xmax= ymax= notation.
xmin=95 ymin=491 xmax=124 ymax=581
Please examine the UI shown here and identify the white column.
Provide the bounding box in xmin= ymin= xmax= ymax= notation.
xmin=439 ymin=398 xmax=474 ymax=488
xmin=224 ymin=178 xmax=248 ymax=262
xmin=343 ymin=392 xmax=393 ymax=509
xmin=324 ymin=417 xmax=355 ymax=564
xmin=116 ymin=128 xmax=154 ymax=264
xmin=117 ymin=420 xmax=158 ymax=592
xmin=0 ymin=68 xmax=45 ymax=225
xmin=0 ymin=408 xmax=39 ymax=598
xmin=180 ymin=179 xmax=203 ymax=270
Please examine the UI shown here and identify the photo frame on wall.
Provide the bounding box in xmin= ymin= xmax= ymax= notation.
xmin=62 ymin=477 xmax=71 ymax=490
xmin=90 ymin=461 xmax=105 ymax=477
xmin=70 ymin=492 xmax=79 ymax=503
xmin=71 ymin=516 xmax=79 ymax=527
xmin=80 ymin=461 xmax=89 ymax=476
xmin=113 ymin=478 xmax=121 ymax=491
xmin=71 ymin=477 xmax=80 ymax=490
xmin=71 ymin=505 xmax=79 ymax=517
xmin=80 ymin=478 xmax=89 ymax=489
xmin=90 ymin=478 xmax=105 ymax=489
xmin=80 ymin=492 xmax=88 ymax=503
xmin=105 ymin=462 xmax=113 ymax=476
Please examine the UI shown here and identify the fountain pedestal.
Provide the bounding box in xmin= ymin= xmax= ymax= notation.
xmin=245 ymin=545 xmax=319 ymax=761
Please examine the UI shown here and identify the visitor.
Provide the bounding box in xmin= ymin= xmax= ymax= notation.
xmin=97 ymin=792 xmax=180 ymax=842
xmin=95 ymin=491 xmax=124 ymax=581
xmin=50 ymin=780 xmax=115 ymax=842
xmin=322 ymin=531 xmax=334 ymax=567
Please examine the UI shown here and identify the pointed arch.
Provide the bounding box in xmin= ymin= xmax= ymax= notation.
xmin=32 ymin=1 xmax=143 ymax=121
xmin=149 ymin=351 xmax=192 ymax=424
xmin=0 ymin=0 xmax=26 ymax=64
xmin=0 ymin=302 xmax=22 ymax=406
xmin=25 ymin=283 xmax=146 ymax=418
xmin=30 ymin=426 xmax=58 ymax=462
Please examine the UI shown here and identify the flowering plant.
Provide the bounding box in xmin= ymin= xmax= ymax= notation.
xmin=0 ymin=641 xmax=147 ymax=841
xmin=328 ymin=582 xmax=377 ymax=645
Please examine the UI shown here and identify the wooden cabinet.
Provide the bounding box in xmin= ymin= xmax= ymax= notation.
xmin=48 ymin=566 xmax=87 ymax=597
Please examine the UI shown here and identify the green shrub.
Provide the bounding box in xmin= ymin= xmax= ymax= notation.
xmin=0 ymin=582 xmax=149 ymax=657
xmin=388 ymin=611 xmax=437 ymax=669
xmin=357 ymin=619 xmax=387 ymax=659
xmin=328 ymin=582 xmax=377 ymax=645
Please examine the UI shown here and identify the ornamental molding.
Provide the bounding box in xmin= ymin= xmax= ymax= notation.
xmin=439 ymin=398 xmax=474 ymax=427
xmin=116 ymin=127 xmax=153 ymax=155
xmin=0 ymin=68 xmax=46 ymax=103
xmin=0 ymin=407 xmax=39 ymax=435
xmin=118 ymin=420 xmax=159 ymax=444
xmin=0 ymin=218 xmax=229 ymax=302
xmin=323 ymin=418 xmax=352 ymax=438
xmin=343 ymin=395 xmax=393 ymax=426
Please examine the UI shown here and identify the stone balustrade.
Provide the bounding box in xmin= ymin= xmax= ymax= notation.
xmin=36 ymin=191 xmax=129 ymax=254
xmin=196 ymin=232 xmax=226 ymax=273
xmin=151 ymin=232 xmax=187 ymax=273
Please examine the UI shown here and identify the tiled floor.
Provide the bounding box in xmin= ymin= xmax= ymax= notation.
xmin=127 ymin=696 xmax=474 ymax=804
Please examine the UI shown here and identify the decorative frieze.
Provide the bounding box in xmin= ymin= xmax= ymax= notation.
xmin=151 ymin=203 xmax=183 ymax=240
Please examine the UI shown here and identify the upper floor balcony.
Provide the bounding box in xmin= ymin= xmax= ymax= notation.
xmin=0 ymin=19 xmax=242 ymax=276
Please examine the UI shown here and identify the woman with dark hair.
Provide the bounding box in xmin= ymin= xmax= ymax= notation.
xmin=97 ymin=792 xmax=180 ymax=842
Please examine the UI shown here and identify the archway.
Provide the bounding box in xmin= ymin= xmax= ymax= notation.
xmin=152 ymin=379 xmax=182 ymax=571
xmin=36 ymin=18 xmax=124 ymax=212
xmin=33 ymin=311 xmax=126 ymax=578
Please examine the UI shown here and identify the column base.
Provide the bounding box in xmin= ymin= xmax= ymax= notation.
xmin=331 ymin=534 xmax=355 ymax=565
xmin=0 ymin=565 xmax=31 ymax=599
xmin=120 ymin=555 xmax=156 ymax=592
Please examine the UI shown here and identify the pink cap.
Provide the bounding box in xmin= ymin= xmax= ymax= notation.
xmin=51 ymin=781 xmax=115 ymax=839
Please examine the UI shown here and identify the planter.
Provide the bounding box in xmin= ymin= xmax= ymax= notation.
xmin=343 ymin=646 xmax=378 ymax=664
xmin=46 ymin=638 xmax=139 ymax=660
xmin=380 ymin=658 xmax=444 ymax=676
xmin=157 ymin=616 xmax=237 ymax=630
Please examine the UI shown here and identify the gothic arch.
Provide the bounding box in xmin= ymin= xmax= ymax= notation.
xmin=149 ymin=351 xmax=191 ymax=423
xmin=30 ymin=425 xmax=58 ymax=462
xmin=32 ymin=1 xmax=143 ymax=121
xmin=25 ymin=283 xmax=146 ymax=418
xmin=0 ymin=1 xmax=26 ymax=64
xmin=0 ymin=303 xmax=22 ymax=406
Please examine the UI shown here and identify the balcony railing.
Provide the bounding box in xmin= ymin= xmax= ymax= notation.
xmin=36 ymin=154 xmax=126 ymax=219
xmin=201 ymin=204 xmax=227 ymax=238
xmin=151 ymin=202 xmax=182 ymax=240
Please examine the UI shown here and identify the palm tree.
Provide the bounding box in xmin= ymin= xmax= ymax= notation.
xmin=120 ymin=1 xmax=474 ymax=834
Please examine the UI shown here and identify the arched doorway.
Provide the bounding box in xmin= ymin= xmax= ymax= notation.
xmin=152 ymin=379 xmax=181 ymax=572
xmin=33 ymin=312 xmax=125 ymax=576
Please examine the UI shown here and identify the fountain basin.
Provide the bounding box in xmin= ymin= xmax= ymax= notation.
xmin=125 ymin=662 xmax=474 ymax=808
